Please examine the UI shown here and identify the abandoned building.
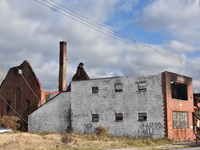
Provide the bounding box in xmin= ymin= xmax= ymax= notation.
xmin=0 ymin=43 xmax=65 ymax=131
xmin=27 ymin=41 xmax=195 ymax=141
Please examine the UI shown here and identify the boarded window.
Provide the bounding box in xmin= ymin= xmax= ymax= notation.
xmin=92 ymin=114 xmax=99 ymax=122
xmin=115 ymin=84 xmax=123 ymax=92
xmin=138 ymin=82 xmax=146 ymax=91
xmin=6 ymin=101 xmax=11 ymax=111
xmin=171 ymin=82 xmax=188 ymax=100
xmin=173 ymin=111 xmax=188 ymax=129
xmin=138 ymin=112 xmax=147 ymax=121
xmin=92 ymin=87 xmax=99 ymax=94
xmin=115 ymin=113 xmax=123 ymax=121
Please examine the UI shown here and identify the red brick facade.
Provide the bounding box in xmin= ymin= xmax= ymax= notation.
xmin=0 ymin=60 xmax=48 ymax=131
xmin=162 ymin=71 xmax=195 ymax=141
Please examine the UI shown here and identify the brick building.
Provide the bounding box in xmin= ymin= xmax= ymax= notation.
xmin=162 ymin=72 xmax=194 ymax=140
xmin=0 ymin=60 xmax=48 ymax=130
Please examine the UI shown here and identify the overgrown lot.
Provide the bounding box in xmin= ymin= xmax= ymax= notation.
xmin=0 ymin=132 xmax=179 ymax=150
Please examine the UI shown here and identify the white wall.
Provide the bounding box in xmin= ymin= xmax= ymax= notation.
xmin=28 ymin=92 xmax=71 ymax=133
xmin=71 ymin=74 xmax=165 ymax=138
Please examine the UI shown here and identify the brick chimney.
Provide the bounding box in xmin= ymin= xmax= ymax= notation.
xmin=59 ymin=41 xmax=67 ymax=92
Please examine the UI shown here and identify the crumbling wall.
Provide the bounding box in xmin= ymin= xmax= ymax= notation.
xmin=71 ymin=74 xmax=165 ymax=138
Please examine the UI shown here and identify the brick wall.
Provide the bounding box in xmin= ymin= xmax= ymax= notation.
xmin=0 ymin=61 xmax=43 ymax=131
xmin=162 ymin=71 xmax=195 ymax=141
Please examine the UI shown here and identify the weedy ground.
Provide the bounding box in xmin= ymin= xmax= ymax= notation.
xmin=0 ymin=132 xmax=187 ymax=150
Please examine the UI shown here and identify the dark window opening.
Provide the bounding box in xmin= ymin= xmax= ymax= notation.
xmin=26 ymin=100 xmax=30 ymax=110
xmin=92 ymin=87 xmax=99 ymax=94
xmin=138 ymin=112 xmax=147 ymax=121
xmin=172 ymin=111 xmax=188 ymax=129
xmin=115 ymin=113 xmax=123 ymax=121
xmin=171 ymin=82 xmax=188 ymax=100
xmin=92 ymin=114 xmax=99 ymax=122
xmin=115 ymin=84 xmax=123 ymax=92
xmin=138 ymin=82 xmax=146 ymax=91
xmin=6 ymin=101 xmax=11 ymax=111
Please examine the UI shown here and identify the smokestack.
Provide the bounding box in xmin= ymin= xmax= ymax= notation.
xmin=59 ymin=41 xmax=67 ymax=92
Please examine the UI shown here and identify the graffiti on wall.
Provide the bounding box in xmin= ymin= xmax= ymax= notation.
xmin=136 ymin=122 xmax=163 ymax=138
xmin=84 ymin=122 xmax=94 ymax=134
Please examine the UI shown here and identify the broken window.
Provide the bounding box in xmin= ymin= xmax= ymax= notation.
xmin=138 ymin=82 xmax=146 ymax=91
xmin=173 ymin=111 xmax=188 ymax=129
xmin=115 ymin=113 xmax=123 ymax=121
xmin=115 ymin=84 xmax=123 ymax=92
xmin=92 ymin=87 xmax=99 ymax=94
xmin=92 ymin=114 xmax=99 ymax=122
xmin=138 ymin=112 xmax=147 ymax=121
xmin=26 ymin=100 xmax=30 ymax=110
xmin=6 ymin=101 xmax=11 ymax=111
xmin=171 ymin=81 xmax=188 ymax=100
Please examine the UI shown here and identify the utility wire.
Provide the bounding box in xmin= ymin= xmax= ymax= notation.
xmin=0 ymin=95 xmax=28 ymax=123
xmin=34 ymin=0 xmax=200 ymax=69
xmin=104 ymin=0 xmax=200 ymax=57
xmin=0 ymin=88 xmax=69 ymax=149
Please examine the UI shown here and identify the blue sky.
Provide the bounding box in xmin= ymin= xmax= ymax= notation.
xmin=0 ymin=0 xmax=200 ymax=92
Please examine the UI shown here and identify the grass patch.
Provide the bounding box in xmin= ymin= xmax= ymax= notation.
xmin=0 ymin=132 xmax=175 ymax=150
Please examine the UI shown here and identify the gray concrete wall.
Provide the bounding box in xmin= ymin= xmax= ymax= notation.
xmin=71 ymin=74 xmax=165 ymax=138
xmin=28 ymin=92 xmax=71 ymax=133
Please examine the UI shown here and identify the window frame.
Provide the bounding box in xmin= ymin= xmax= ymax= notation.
xmin=115 ymin=84 xmax=123 ymax=92
xmin=25 ymin=99 xmax=30 ymax=110
xmin=172 ymin=111 xmax=189 ymax=129
xmin=171 ymin=81 xmax=188 ymax=101
xmin=138 ymin=82 xmax=147 ymax=91
xmin=6 ymin=101 xmax=11 ymax=111
xmin=92 ymin=114 xmax=99 ymax=122
xmin=138 ymin=112 xmax=147 ymax=121
xmin=115 ymin=113 xmax=123 ymax=122
xmin=92 ymin=87 xmax=99 ymax=94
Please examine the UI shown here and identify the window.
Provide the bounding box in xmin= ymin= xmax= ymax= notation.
xmin=173 ymin=111 xmax=188 ymax=129
xmin=16 ymin=87 xmax=22 ymax=110
xmin=115 ymin=113 xmax=123 ymax=121
xmin=6 ymin=101 xmax=11 ymax=111
xmin=92 ymin=87 xmax=99 ymax=94
xmin=171 ymin=82 xmax=188 ymax=100
xmin=115 ymin=84 xmax=123 ymax=92
xmin=138 ymin=82 xmax=146 ymax=91
xmin=26 ymin=100 xmax=30 ymax=110
xmin=92 ymin=114 xmax=99 ymax=122
xmin=138 ymin=112 xmax=147 ymax=121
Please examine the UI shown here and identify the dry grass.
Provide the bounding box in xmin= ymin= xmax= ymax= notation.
xmin=0 ymin=132 xmax=175 ymax=150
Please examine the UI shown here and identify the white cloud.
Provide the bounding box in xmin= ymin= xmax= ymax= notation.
xmin=0 ymin=0 xmax=200 ymax=92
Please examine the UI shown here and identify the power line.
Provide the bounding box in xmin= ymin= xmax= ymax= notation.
xmin=34 ymin=0 xmax=200 ymax=69
xmin=0 ymin=88 xmax=69 ymax=149
xmin=104 ymin=0 xmax=200 ymax=56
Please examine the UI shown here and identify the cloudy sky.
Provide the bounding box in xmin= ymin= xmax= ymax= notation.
xmin=1 ymin=0 xmax=200 ymax=92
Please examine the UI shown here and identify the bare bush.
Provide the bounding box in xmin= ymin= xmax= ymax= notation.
xmin=94 ymin=125 xmax=108 ymax=136
xmin=0 ymin=116 xmax=20 ymax=130
xmin=61 ymin=134 xmax=73 ymax=144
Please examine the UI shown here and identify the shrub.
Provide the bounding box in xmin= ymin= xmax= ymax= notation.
xmin=94 ymin=125 xmax=108 ymax=136
xmin=61 ymin=134 xmax=73 ymax=144
xmin=0 ymin=116 xmax=20 ymax=130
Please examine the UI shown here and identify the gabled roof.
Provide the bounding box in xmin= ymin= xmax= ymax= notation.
xmin=0 ymin=60 xmax=42 ymax=90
